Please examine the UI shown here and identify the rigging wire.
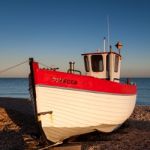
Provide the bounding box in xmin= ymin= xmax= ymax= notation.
xmin=0 ymin=58 xmax=54 ymax=75
xmin=0 ymin=59 xmax=29 ymax=74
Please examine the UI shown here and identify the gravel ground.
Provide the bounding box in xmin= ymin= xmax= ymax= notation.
xmin=0 ymin=98 xmax=150 ymax=150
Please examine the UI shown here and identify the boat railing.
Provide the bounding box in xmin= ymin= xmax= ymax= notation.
xmin=67 ymin=69 xmax=82 ymax=75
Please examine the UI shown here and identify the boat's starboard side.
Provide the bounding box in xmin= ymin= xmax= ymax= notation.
xmin=30 ymin=60 xmax=137 ymax=143
xmin=35 ymin=85 xmax=136 ymax=143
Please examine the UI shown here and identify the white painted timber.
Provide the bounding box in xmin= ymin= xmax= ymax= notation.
xmin=35 ymin=85 xmax=136 ymax=143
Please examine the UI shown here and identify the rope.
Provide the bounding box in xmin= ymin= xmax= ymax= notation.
xmin=0 ymin=59 xmax=29 ymax=74
xmin=38 ymin=62 xmax=51 ymax=69
xmin=38 ymin=61 xmax=59 ymax=70
xmin=38 ymin=141 xmax=63 ymax=150
xmin=0 ymin=59 xmax=56 ymax=75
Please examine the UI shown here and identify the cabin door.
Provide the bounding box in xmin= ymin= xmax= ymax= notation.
xmin=106 ymin=54 xmax=110 ymax=80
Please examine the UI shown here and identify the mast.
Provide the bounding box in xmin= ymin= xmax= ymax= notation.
xmin=103 ymin=37 xmax=106 ymax=52
xmin=107 ymin=16 xmax=110 ymax=51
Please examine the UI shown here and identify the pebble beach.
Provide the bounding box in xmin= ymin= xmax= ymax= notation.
xmin=0 ymin=97 xmax=150 ymax=150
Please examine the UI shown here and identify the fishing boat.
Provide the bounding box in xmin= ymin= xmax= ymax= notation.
xmin=29 ymin=41 xmax=137 ymax=144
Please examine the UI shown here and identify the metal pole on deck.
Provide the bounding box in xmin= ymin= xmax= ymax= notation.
xmin=103 ymin=37 xmax=106 ymax=52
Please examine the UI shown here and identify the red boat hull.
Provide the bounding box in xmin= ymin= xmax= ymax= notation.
xmin=32 ymin=62 xmax=136 ymax=95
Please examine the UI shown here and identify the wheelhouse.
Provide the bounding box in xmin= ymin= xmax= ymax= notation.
xmin=82 ymin=51 xmax=122 ymax=82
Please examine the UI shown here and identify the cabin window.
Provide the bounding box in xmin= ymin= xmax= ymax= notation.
xmin=84 ymin=56 xmax=90 ymax=72
xmin=91 ymin=55 xmax=103 ymax=72
xmin=114 ymin=55 xmax=119 ymax=72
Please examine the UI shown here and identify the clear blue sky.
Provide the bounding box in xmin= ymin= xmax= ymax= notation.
xmin=0 ymin=0 xmax=150 ymax=77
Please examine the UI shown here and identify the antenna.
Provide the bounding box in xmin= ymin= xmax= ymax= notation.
xmin=107 ymin=16 xmax=110 ymax=51
xmin=103 ymin=37 xmax=106 ymax=52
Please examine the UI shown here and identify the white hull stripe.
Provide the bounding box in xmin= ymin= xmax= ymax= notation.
xmin=36 ymin=84 xmax=136 ymax=96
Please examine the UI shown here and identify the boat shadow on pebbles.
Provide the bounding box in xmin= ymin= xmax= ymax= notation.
xmin=0 ymin=97 xmax=40 ymax=150
xmin=66 ymin=119 xmax=150 ymax=150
